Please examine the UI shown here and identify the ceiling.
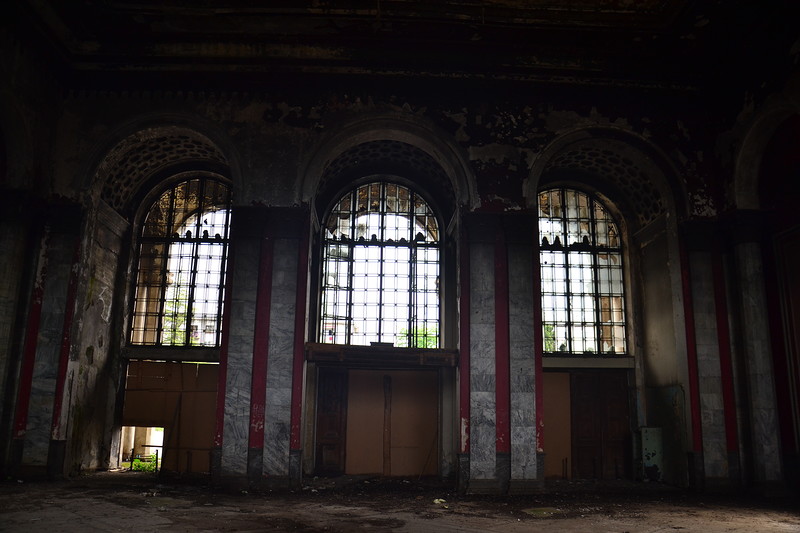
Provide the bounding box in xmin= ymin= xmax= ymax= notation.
xmin=11 ymin=1 xmax=799 ymax=91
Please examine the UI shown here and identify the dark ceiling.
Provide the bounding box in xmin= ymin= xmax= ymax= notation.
xmin=9 ymin=1 xmax=799 ymax=91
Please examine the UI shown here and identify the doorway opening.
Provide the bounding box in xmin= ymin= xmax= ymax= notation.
xmin=315 ymin=367 xmax=440 ymax=477
xmin=119 ymin=426 xmax=163 ymax=471
xmin=543 ymin=369 xmax=633 ymax=480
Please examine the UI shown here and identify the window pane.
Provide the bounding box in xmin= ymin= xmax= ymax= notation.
xmin=319 ymin=182 xmax=440 ymax=347
xmin=538 ymin=188 xmax=626 ymax=356
xmin=131 ymin=178 xmax=231 ymax=347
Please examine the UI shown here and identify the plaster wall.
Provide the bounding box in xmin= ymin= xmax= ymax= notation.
xmin=640 ymin=230 xmax=681 ymax=386
xmin=639 ymin=228 xmax=689 ymax=486
xmin=64 ymin=202 xmax=128 ymax=474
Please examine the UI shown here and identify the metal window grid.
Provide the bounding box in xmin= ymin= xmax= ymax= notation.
xmin=539 ymin=188 xmax=626 ymax=355
xmin=130 ymin=178 xmax=232 ymax=347
xmin=320 ymin=181 xmax=440 ymax=347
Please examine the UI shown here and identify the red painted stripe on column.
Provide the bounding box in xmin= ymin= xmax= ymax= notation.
xmin=532 ymin=226 xmax=544 ymax=453
xmin=495 ymin=223 xmax=510 ymax=454
xmin=290 ymin=213 xmax=310 ymax=451
xmin=459 ymin=222 xmax=471 ymax=454
xmin=711 ymin=245 xmax=738 ymax=453
xmin=50 ymin=237 xmax=81 ymax=440
xmin=679 ymin=239 xmax=704 ymax=454
xmin=249 ymin=232 xmax=274 ymax=449
xmin=213 ymin=243 xmax=236 ymax=448
xmin=13 ymin=227 xmax=49 ymax=439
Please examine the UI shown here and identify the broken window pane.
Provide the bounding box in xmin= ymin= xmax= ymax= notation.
xmin=539 ymin=188 xmax=626 ymax=355
xmin=320 ymin=181 xmax=440 ymax=347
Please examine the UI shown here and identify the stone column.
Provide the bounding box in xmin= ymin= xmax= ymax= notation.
xmin=465 ymin=214 xmax=498 ymax=493
xmin=261 ymin=207 xmax=306 ymax=487
xmin=729 ymin=212 xmax=782 ymax=485
xmin=0 ymin=192 xmax=36 ymax=475
xmin=506 ymin=213 xmax=539 ymax=493
xmin=219 ymin=206 xmax=265 ymax=483
xmin=8 ymin=204 xmax=82 ymax=475
xmin=218 ymin=206 xmax=308 ymax=488
xmin=682 ymin=221 xmax=736 ymax=487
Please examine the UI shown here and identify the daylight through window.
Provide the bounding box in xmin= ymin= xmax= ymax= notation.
xmin=320 ymin=181 xmax=440 ymax=347
xmin=539 ymin=188 xmax=626 ymax=355
xmin=130 ymin=178 xmax=232 ymax=347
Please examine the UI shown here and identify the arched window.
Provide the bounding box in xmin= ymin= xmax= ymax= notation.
xmin=319 ymin=181 xmax=440 ymax=347
xmin=538 ymin=187 xmax=626 ymax=355
xmin=130 ymin=177 xmax=232 ymax=347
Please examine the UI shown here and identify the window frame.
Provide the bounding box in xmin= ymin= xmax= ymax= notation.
xmin=538 ymin=186 xmax=630 ymax=358
xmin=316 ymin=178 xmax=443 ymax=349
xmin=124 ymin=174 xmax=232 ymax=362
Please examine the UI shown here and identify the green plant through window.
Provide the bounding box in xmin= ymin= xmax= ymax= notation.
xmin=319 ymin=181 xmax=441 ymax=347
xmin=538 ymin=188 xmax=627 ymax=355
xmin=130 ymin=178 xmax=232 ymax=347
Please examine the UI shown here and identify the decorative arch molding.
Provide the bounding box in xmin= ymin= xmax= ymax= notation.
xmin=299 ymin=113 xmax=477 ymax=214
xmin=526 ymin=127 xmax=686 ymax=231
xmin=734 ymin=93 xmax=800 ymax=210
xmin=85 ymin=113 xmax=242 ymax=216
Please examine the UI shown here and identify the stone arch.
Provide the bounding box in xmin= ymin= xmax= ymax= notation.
xmin=299 ymin=113 xmax=477 ymax=215
xmin=526 ymin=127 xmax=686 ymax=231
xmin=734 ymin=92 xmax=800 ymax=210
xmin=86 ymin=114 xmax=242 ymax=216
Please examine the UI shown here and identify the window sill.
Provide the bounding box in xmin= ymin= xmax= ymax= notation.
xmin=306 ymin=342 xmax=458 ymax=368
xmin=542 ymin=355 xmax=634 ymax=369
xmin=122 ymin=346 xmax=220 ymax=363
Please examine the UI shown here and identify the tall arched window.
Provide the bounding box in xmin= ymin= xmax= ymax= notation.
xmin=319 ymin=181 xmax=440 ymax=347
xmin=538 ymin=187 xmax=627 ymax=355
xmin=130 ymin=177 xmax=232 ymax=347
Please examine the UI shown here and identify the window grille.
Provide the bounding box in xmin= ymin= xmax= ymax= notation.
xmin=319 ymin=181 xmax=440 ymax=347
xmin=130 ymin=178 xmax=232 ymax=347
xmin=539 ymin=188 xmax=626 ymax=355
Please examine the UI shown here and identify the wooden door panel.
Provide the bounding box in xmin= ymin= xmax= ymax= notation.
xmin=315 ymin=368 xmax=347 ymax=474
xmin=571 ymin=371 xmax=631 ymax=479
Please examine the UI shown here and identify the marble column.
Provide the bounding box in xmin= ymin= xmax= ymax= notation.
xmin=261 ymin=208 xmax=305 ymax=485
xmin=506 ymin=214 xmax=539 ymax=492
xmin=730 ymin=213 xmax=782 ymax=484
xmin=466 ymin=214 xmax=497 ymax=493
xmin=220 ymin=206 xmax=264 ymax=481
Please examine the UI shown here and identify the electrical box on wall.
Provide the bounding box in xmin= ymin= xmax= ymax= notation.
xmin=642 ymin=427 xmax=663 ymax=482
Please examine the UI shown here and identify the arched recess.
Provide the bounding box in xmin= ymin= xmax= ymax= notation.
xmin=735 ymin=96 xmax=800 ymax=210
xmin=525 ymin=127 xmax=686 ymax=227
xmin=729 ymin=85 xmax=800 ymax=486
xmin=756 ymin=112 xmax=800 ymax=488
xmin=86 ymin=115 xmax=241 ymax=217
xmin=299 ymin=113 xmax=477 ymax=215
xmin=78 ymin=119 xmax=238 ymax=473
xmin=303 ymin=119 xmax=468 ymax=480
xmin=527 ymin=127 xmax=692 ymax=485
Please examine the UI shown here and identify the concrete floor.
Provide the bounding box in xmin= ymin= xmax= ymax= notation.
xmin=1 ymin=472 xmax=798 ymax=532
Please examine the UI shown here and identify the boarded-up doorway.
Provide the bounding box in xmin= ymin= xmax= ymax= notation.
xmin=571 ymin=370 xmax=631 ymax=479
xmin=122 ymin=360 xmax=217 ymax=473
xmin=315 ymin=368 xmax=439 ymax=477
xmin=543 ymin=369 xmax=632 ymax=480
xmin=543 ymin=372 xmax=572 ymax=479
